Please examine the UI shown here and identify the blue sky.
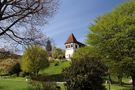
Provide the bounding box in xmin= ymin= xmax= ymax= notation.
xmin=42 ymin=0 xmax=126 ymax=49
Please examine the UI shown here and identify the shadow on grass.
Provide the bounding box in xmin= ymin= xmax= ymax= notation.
xmin=32 ymin=74 xmax=64 ymax=82
xmin=0 ymin=86 xmax=7 ymax=90
xmin=118 ymin=84 xmax=132 ymax=90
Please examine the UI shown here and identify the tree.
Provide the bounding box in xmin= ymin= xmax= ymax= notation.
xmin=46 ymin=39 xmax=52 ymax=56
xmin=9 ymin=62 xmax=21 ymax=76
xmin=52 ymin=47 xmax=65 ymax=59
xmin=0 ymin=0 xmax=58 ymax=44
xmin=63 ymin=47 xmax=107 ymax=90
xmin=0 ymin=59 xmax=20 ymax=75
xmin=46 ymin=40 xmax=52 ymax=52
xmin=21 ymin=45 xmax=49 ymax=76
xmin=23 ymin=26 xmax=48 ymax=46
xmin=0 ymin=48 xmax=21 ymax=59
xmin=87 ymin=0 xmax=135 ymax=89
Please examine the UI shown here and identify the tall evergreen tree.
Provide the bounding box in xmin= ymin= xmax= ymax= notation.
xmin=46 ymin=40 xmax=52 ymax=52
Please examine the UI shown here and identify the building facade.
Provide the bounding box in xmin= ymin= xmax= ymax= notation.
xmin=65 ymin=33 xmax=85 ymax=59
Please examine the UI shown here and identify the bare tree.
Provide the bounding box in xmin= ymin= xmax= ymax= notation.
xmin=23 ymin=25 xmax=48 ymax=46
xmin=0 ymin=0 xmax=59 ymax=44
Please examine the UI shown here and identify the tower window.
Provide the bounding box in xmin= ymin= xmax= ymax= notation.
xmin=66 ymin=45 xmax=70 ymax=48
xmin=71 ymin=44 xmax=73 ymax=47
xmin=75 ymin=45 xmax=78 ymax=48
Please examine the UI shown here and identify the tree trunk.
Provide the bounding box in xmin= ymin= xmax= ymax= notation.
xmin=117 ymin=74 xmax=123 ymax=85
xmin=109 ymin=74 xmax=112 ymax=83
xmin=131 ymin=76 xmax=135 ymax=90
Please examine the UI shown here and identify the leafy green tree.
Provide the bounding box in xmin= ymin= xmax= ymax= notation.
xmin=52 ymin=48 xmax=65 ymax=59
xmin=87 ymin=0 xmax=135 ymax=89
xmin=63 ymin=47 xmax=107 ymax=90
xmin=21 ymin=45 xmax=49 ymax=76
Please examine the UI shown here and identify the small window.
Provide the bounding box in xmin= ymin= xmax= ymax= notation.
xmin=66 ymin=45 xmax=70 ymax=48
xmin=71 ymin=44 xmax=73 ymax=47
xmin=75 ymin=45 xmax=78 ymax=48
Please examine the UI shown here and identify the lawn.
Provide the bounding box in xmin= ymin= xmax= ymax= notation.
xmin=0 ymin=61 xmax=132 ymax=90
xmin=105 ymin=76 xmax=132 ymax=90
xmin=0 ymin=61 xmax=70 ymax=90
xmin=0 ymin=77 xmax=28 ymax=90
xmin=106 ymin=84 xmax=131 ymax=90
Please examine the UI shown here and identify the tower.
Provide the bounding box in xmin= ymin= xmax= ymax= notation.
xmin=65 ymin=33 xmax=85 ymax=59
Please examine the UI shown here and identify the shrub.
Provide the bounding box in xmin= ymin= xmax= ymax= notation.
xmin=54 ymin=61 xmax=60 ymax=66
xmin=63 ymin=47 xmax=107 ymax=90
xmin=21 ymin=45 xmax=49 ymax=76
xmin=9 ymin=63 xmax=21 ymax=76
xmin=28 ymin=81 xmax=57 ymax=90
xmin=0 ymin=59 xmax=20 ymax=75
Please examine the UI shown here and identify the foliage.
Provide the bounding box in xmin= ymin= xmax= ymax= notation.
xmin=52 ymin=48 xmax=65 ymax=59
xmin=46 ymin=40 xmax=52 ymax=52
xmin=63 ymin=47 xmax=107 ymax=90
xmin=9 ymin=63 xmax=21 ymax=76
xmin=28 ymin=81 xmax=57 ymax=90
xmin=0 ymin=48 xmax=21 ymax=59
xmin=46 ymin=39 xmax=53 ymax=57
xmin=54 ymin=61 xmax=60 ymax=66
xmin=87 ymin=0 xmax=135 ymax=89
xmin=0 ymin=76 xmax=132 ymax=90
xmin=21 ymin=45 xmax=49 ymax=75
xmin=0 ymin=59 xmax=20 ymax=75
xmin=42 ymin=82 xmax=57 ymax=90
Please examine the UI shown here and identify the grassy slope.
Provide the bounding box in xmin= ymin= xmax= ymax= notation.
xmin=0 ymin=61 xmax=70 ymax=90
xmin=41 ymin=61 xmax=71 ymax=75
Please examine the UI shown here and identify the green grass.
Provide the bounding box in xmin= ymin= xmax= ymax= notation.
xmin=0 ymin=77 xmax=28 ymax=90
xmin=0 ymin=61 xmax=133 ymax=90
xmin=41 ymin=61 xmax=71 ymax=75
xmin=105 ymin=84 xmax=131 ymax=90
xmin=105 ymin=76 xmax=132 ymax=90
xmin=0 ymin=61 xmax=70 ymax=90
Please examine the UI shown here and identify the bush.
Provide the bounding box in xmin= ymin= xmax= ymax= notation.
xmin=42 ymin=82 xmax=57 ymax=90
xmin=9 ymin=63 xmax=21 ymax=76
xmin=28 ymin=81 xmax=42 ymax=90
xmin=54 ymin=61 xmax=60 ymax=66
xmin=0 ymin=59 xmax=20 ymax=75
xmin=63 ymin=47 xmax=107 ymax=90
xmin=52 ymin=48 xmax=65 ymax=59
xmin=21 ymin=45 xmax=49 ymax=76
xmin=19 ymin=72 xmax=30 ymax=77
xmin=28 ymin=81 xmax=57 ymax=90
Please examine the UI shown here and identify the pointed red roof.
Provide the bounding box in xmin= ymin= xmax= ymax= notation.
xmin=65 ymin=33 xmax=78 ymax=44
xmin=65 ymin=33 xmax=85 ymax=47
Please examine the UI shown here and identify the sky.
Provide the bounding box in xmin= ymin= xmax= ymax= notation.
xmin=42 ymin=0 xmax=126 ymax=49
